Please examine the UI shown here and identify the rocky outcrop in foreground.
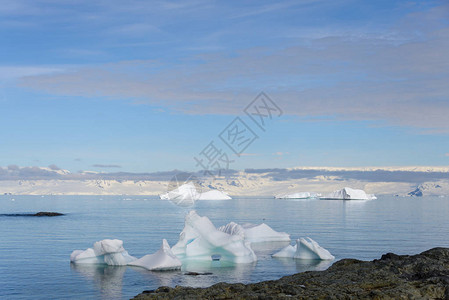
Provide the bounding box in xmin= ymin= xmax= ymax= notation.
xmin=133 ymin=247 xmax=449 ymax=299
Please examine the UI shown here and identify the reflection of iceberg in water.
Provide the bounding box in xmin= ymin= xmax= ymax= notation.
xmin=128 ymin=265 xmax=182 ymax=288
xmin=129 ymin=260 xmax=257 ymax=289
xmin=70 ymin=264 xmax=126 ymax=300
xmin=179 ymin=260 xmax=257 ymax=288
xmin=273 ymin=257 xmax=334 ymax=273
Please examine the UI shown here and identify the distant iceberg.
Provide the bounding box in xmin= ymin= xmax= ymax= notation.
xmin=128 ymin=239 xmax=181 ymax=271
xmin=160 ymin=183 xmax=231 ymax=203
xmin=198 ymin=189 xmax=232 ymax=200
xmin=218 ymin=222 xmax=290 ymax=243
xmin=171 ymin=211 xmax=257 ymax=264
xmin=70 ymin=239 xmax=137 ymax=265
xmin=321 ymin=187 xmax=376 ymax=200
xmin=272 ymin=237 xmax=334 ymax=260
xmin=275 ymin=192 xmax=321 ymax=199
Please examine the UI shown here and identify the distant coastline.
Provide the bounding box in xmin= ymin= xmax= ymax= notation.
xmin=1 ymin=166 xmax=448 ymax=197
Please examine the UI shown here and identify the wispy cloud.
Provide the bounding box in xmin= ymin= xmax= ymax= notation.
xmin=240 ymin=153 xmax=259 ymax=157
xmin=230 ymin=0 xmax=316 ymax=19
xmin=92 ymin=164 xmax=122 ymax=168
xmin=0 ymin=66 xmax=65 ymax=81
xmin=12 ymin=3 xmax=449 ymax=134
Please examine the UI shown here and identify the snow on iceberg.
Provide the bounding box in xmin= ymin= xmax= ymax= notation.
xmin=128 ymin=239 xmax=181 ymax=271
xmin=272 ymin=237 xmax=334 ymax=260
xmin=70 ymin=239 xmax=137 ymax=265
xmin=159 ymin=183 xmax=231 ymax=205
xmin=321 ymin=187 xmax=376 ymax=200
xmin=218 ymin=222 xmax=290 ymax=243
xmin=171 ymin=211 xmax=257 ymax=264
xmin=275 ymin=192 xmax=321 ymax=199
xmin=159 ymin=182 xmax=199 ymax=206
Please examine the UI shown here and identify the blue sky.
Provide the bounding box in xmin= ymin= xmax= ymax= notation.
xmin=0 ymin=0 xmax=448 ymax=173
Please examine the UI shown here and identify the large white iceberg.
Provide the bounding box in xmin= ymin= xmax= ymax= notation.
xmin=70 ymin=239 xmax=137 ymax=265
xmin=160 ymin=183 xmax=231 ymax=204
xmin=218 ymin=222 xmax=290 ymax=243
xmin=128 ymin=239 xmax=182 ymax=271
xmin=275 ymin=192 xmax=320 ymax=199
xmin=272 ymin=237 xmax=334 ymax=260
xmin=321 ymin=187 xmax=376 ymax=200
xmin=171 ymin=211 xmax=257 ymax=264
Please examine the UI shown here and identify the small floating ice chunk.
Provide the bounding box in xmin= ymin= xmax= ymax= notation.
xmin=70 ymin=239 xmax=137 ymax=265
xmin=275 ymin=192 xmax=320 ymax=199
xmin=93 ymin=239 xmax=125 ymax=256
xmin=198 ymin=190 xmax=232 ymax=200
xmin=171 ymin=211 xmax=257 ymax=264
xmin=70 ymin=248 xmax=101 ymax=264
xmin=271 ymin=244 xmax=296 ymax=258
xmin=218 ymin=222 xmax=291 ymax=243
xmin=296 ymin=238 xmax=335 ymax=260
xmin=321 ymin=187 xmax=375 ymax=200
xmin=272 ymin=237 xmax=334 ymax=260
xmin=128 ymin=239 xmax=181 ymax=271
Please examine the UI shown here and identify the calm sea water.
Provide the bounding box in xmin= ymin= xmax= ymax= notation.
xmin=1 ymin=195 xmax=449 ymax=299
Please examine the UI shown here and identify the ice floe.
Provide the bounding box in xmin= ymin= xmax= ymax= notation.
xmin=198 ymin=190 xmax=232 ymax=200
xmin=171 ymin=211 xmax=257 ymax=264
xmin=128 ymin=239 xmax=181 ymax=271
xmin=218 ymin=222 xmax=290 ymax=243
xmin=272 ymin=237 xmax=334 ymax=260
xmin=321 ymin=187 xmax=376 ymax=200
xmin=275 ymin=192 xmax=321 ymax=199
xmin=70 ymin=239 xmax=137 ymax=265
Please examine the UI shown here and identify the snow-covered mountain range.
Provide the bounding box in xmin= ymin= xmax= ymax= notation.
xmin=0 ymin=166 xmax=448 ymax=196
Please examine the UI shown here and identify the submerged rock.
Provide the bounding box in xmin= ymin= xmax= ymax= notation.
xmin=184 ymin=272 xmax=213 ymax=276
xmin=133 ymin=247 xmax=449 ymax=299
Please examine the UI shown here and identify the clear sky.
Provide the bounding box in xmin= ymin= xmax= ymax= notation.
xmin=0 ymin=0 xmax=448 ymax=173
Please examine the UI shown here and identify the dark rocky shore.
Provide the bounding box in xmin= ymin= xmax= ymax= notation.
xmin=133 ymin=247 xmax=449 ymax=299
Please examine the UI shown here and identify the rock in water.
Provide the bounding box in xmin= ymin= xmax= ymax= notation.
xmin=132 ymin=247 xmax=449 ymax=299
xmin=33 ymin=212 xmax=64 ymax=216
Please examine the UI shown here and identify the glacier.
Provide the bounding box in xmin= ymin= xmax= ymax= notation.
xmin=272 ymin=237 xmax=334 ymax=260
xmin=70 ymin=239 xmax=137 ymax=265
xmin=171 ymin=211 xmax=257 ymax=264
xmin=275 ymin=192 xmax=321 ymax=199
xmin=218 ymin=222 xmax=290 ymax=243
xmin=321 ymin=187 xmax=376 ymax=200
xmin=128 ymin=239 xmax=182 ymax=271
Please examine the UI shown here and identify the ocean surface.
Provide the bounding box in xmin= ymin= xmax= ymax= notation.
xmin=1 ymin=195 xmax=449 ymax=299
